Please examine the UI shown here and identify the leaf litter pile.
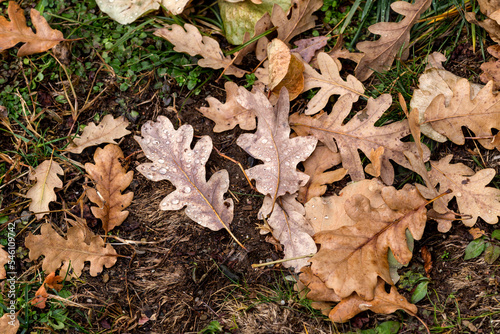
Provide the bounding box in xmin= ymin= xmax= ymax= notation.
xmin=1 ymin=0 xmax=500 ymax=333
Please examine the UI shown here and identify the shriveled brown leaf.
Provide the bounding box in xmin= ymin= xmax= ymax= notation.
xmin=302 ymin=53 xmax=365 ymax=115
xmin=258 ymin=194 xmax=316 ymax=271
xmin=469 ymin=227 xmax=486 ymax=239
xmin=291 ymin=36 xmax=329 ymax=63
xmin=0 ymin=245 xmax=8 ymax=279
xmin=0 ymin=313 xmax=19 ymax=334
xmin=328 ymin=278 xmax=417 ymax=323
xmin=290 ymin=94 xmax=429 ymax=185
xmin=237 ymin=88 xmax=317 ymax=204
xmin=199 ymin=82 xmax=256 ymax=132
xmin=26 ymin=159 xmax=63 ymax=220
xmin=309 ymin=185 xmax=427 ymax=300
xmin=480 ymin=44 xmax=500 ymax=90
xmin=267 ymin=39 xmax=304 ymax=100
xmin=0 ymin=1 xmax=64 ymax=57
xmin=355 ymin=0 xmax=432 ymax=81
xmin=415 ymin=155 xmax=500 ymax=227
xmin=135 ymin=116 xmax=234 ymax=232
xmin=85 ymin=144 xmax=134 ymax=234
xmin=67 ymin=114 xmax=131 ymax=154
xmin=31 ymin=272 xmax=63 ymax=309
xmin=365 ymin=146 xmax=384 ymax=177
xmin=424 ymin=79 xmax=500 ymax=150
xmin=25 ymin=223 xmax=118 ymax=278
xmin=297 ymin=145 xmax=346 ymax=204
xmin=271 ymin=0 xmax=323 ymax=44
xmin=154 ymin=24 xmax=246 ymax=77
xmin=421 ymin=246 xmax=432 ymax=277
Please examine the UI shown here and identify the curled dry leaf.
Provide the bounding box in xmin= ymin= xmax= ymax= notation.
xmin=424 ymin=80 xmax=500 ymax=150
xmin=421 ymin=246 xmax=432 ymax=277
xmin=25 ymin=223 xmax=118 ymax=278
xmin=297 ymin=145 xmax=346 ymax=204
xmin=415 ymin=155 xmax=500 ymax=227
xmin=26 ymin=159 xmax=63 ymax=220
xmin=480 ymin=44 xmax=500 ymax=90
xmin=478 ymin=0 xmax=500 ymax=15
xmin=466 ymin=11 xmax=500 ymax=44
xmin=154 ymin=24 xmax=246 ymax=78
xmin=199 ymin=82 xmax=256 ymax=132
xmin=267 ymin=38 xmax=304 ymax=100
xmin=135 ymin=116 xmax=234 ymax=233
xmin=309 ymin=185 xmax=427 ymax=300
xmin=67 ymin=114 xmax=131 ymax=154
xmin=271 ymin=0 xmax=323 ymax=44
xmin=236 ymin=88 xmax=317 ymax=204
xmin=85 ymin=144 xmax=134 ymax=234
xmin=298 ymin=267 xmax=341 ymax=302
xmin=290 ymin=94 xmax=429 ymax=185
xmin=31 ymin=272 xmax=63 ymax=309
xmin=365 ymin=146 xmax=384 ymax=178
xmin=0 ymin=1 xmax=64 ymax=57
xmin=258 ymin=194 xmax=316 ymax=271
xmin=0 ymin=313 xmax=19 ymax=334
xmin=291 ymin=36 xmax=329 ymax=63
xmin=0 ymin=245 xmax=8 ymax=279
xmin=302 ymin=53 xmax=365 ymax=115
xmin=355 ymin=0 xmax=432 ymax=81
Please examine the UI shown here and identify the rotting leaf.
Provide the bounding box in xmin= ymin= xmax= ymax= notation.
xmin=67 ymin=114 xmax=131 ymax=154
xmin=0 ymin=1 xmax=64 ymax=57
xmin=291 ymin=36 xmax=329 ymax=63
xmin=484 ymin=244 xmax=500 ymax=264
xmin=26 ymin=159 xmax=63 ymax=220
xmin=355 ymin=0 xmax=432 ymax=81
xmin=31 ymin=272 xmax=63 ymax=309
xmin=25 ymin=223 xmax=118 ymax=278
xmin=290 ymin=94 xmax=429 ymax=185
xmin=271 ymin=0 xmax=323 ymax=44
xmin=302 ymin=53 xmax=365 ymax=115
xmin=85 ymin=144 xmax=134 ymax=234
xmin=199 ymin=82 xmax=256 ymax=132
xmin=415 ymin=155 xmax=500 ymax=227
xmin=135 ymin=116 xmax=236 ymax=236
xmin=236 ymin=88 xmax=317 ymax=205
xmin=309 ymin=185 xmax=427 ymax=300
xmin=154 ymin=24 xmax=246 ymax=78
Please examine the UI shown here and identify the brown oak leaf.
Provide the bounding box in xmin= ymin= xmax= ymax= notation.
xmin=290 ymin=94 xmax=429 ymax=185
xmin=199 ymin=82 xmax=256 ymax=132
xmin=25 ymin=223 xmax=118 ymax=278
xmin=302 ymin=53 xmax=365 ymax=115
xmin=0 ymin=1 xmax=64 ymax=57
xmin=298 ymin=266 xmax=341 ymax=303
xmin=466 ymin=11 xmax=500 ymax=44
xmin=85 ymin=144 xmax=134 ymax=234
xmin=297 ymin=145 xmax=346 ymax=204
xmin=67 ymin=114 xmax=131 ymax=154
xmin=309 ymin=185 xmax=427 ymax=300
xmin=0 ymin=245 xmax=8 ymax=279
xmin=424 ymin=79 xmax=500 ymax=150
xmin=480 ymin=44 xmax=500 ymax=90
xmin=271 ymin=0 xmax=323 ymax=44
xmin=355 ymin=0 xmax=432 ymax=81
xmin=135 ymin=116 xmax=235 ymax=234
xmin=26 ymin=159 xmax=63 ymax=219
xmin=154 ymin=24 xmax=246 ymax=78
xmin=0 ymin=313 xmax=19 ymax=334
xmin=291 ymin=36 xmax=329 ymax=63
xmin=236 ymin=88 xmax=317 ymax=205
xmin=415 ymin=155 xmax=500 ymax=227
xmin=31 ymin=272 xmax=63 ymax=309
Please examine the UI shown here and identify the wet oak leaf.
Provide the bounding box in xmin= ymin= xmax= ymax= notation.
xmin=415 ymin=155 xmax=500 ymax=227
xmin=199 ymin=82 xmax=256 ymax=132
xmin=267 ymin=38 xmax=304 ymax=100
xmin=135 ymin=116 xmax=234 ymax=232
xmin=297 ymin=145 xmax=346 ymax=204
xmin=291 ymin=36 xmax=329 ymax=63
xmin=302 ymin=53 xmax=365 ymax=115
xmin=25 ymin=223 xmax=118 ymax=278
xmin=0 ymin=313 xmax=19 ymax=334
xmin=355 ymin=0 xmax=432 ymax=81
xmin=26 ymin=159 xmax=63 ymax=220
xmin=0 ymin=1 xmax=64 ymax=57
xmin=290 ymin=94 xmax=429 ymax=185
xmin=236 ymin=88 xmax=317 ymax=203
xmin=85 ymin=144 xmax=134 ymax=234
xmin=424 ymin=79 xmax=500 ymax=150
xmin=309 ymin=185 xmax=428 ymax=300
xmin=271 ymin=0 xmax=323 ymax=44
xmin=154 ymin=24 xmax=246 ymax=78
xmin=67 ymin=114 xmax=131 ymax=154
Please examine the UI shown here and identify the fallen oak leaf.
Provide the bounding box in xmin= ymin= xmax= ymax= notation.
xmin=135 ymin=116 xmax=243 ymax=247
xmin=0 ymin=1 xmax=64 ymax=57
xmin=26 ymin=159 xmax=64 ymax=220
xmin=31 ymin=272 xmax=63 ymax=309
xmin=355 ymin=0 xmax=432 ymax=81
xmin=25 ymin=223 xmax=118 ymax=278
xmin=271 ymin=0 xmax=323 ymax=44
xmin=298 ymin=266 xmax=341 ymax=302
xmin=85 ymin=144 xmax=134 ymax=234
xmin=480 ymin=44 xmax=500 ymax=90
xmin=267 ymin=38 xmax=304 ymax=100
xmin=67 ymin=114 xmax=131 ymax=154
xmin=236 ymin=87 xmax=317 ymax=205
xmin=0 ymin=313 xmax=19 ymax=334
xmin=291 ymin=36 xmax=329 ymax=63
xmin=154 ymin=24 xmax=246 ymax=78
xmin=465 ymin=11 xmax=500 ymax=44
